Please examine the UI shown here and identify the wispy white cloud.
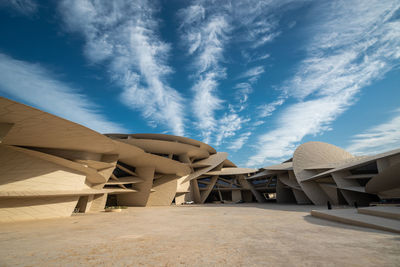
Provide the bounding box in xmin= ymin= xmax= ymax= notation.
xmin=347 ymin=109 xmax=400 ymax=155
xmin=215 ymin=113 xmax=250 ymax=146
xmin=250 ymin=94 xmax=354 ymax=166
xmin=234 ymin=83 xmax=252 ymax=112
xmin=191 ymin=72 xmax=224 ymax=141
xmin=179 ymin=0 xmax=296 ymax=144
xmin=238 ymin=66 xmax=264 ymax=81
xmin=241 ymin=51 xmax=270 ymax=63
xmin=249 ymin=0 xmax=400 ymax=166
xmin=233 ymin=66 xmax=266 ymax=112
xmin=232 ymin=0 xmax=308 ymax=52
xmin=252 ymin=31 xmax=281 ymax=49
xmin=257 ymin=96 xmax=286 ymax=118
xmin=229 ymin=132 xmax=251 ymax=151
xmin=0 ymin=0 xmax=37 ymax=15
xmin=0 ymin=53 xmax=125 ymax=133
xmin=179 ymin=3 xmax=230 ymax=142
xmin=59 ymin=0 xmax=185 ymax=135
xmin=253 ymin=120 xmax=265 ymax=127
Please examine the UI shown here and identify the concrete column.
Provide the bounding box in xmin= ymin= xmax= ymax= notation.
xmin=117 ymin=166 xmax=155 ymax=206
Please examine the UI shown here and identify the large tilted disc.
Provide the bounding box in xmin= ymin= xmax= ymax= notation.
xmin=293 ymin=141 xmax=354 ymax=205
xmin=106 ymin=133 xmax=216 ymax=154
xmin=0 ymin=97 xmax=116 ymax=154
xmin=121 ymin=138 xmax=210 ymax=159
xmin=293 ymin=142 xmax=354 ymax=182
xmin=207 ymin=167 xmax=257 ymax=176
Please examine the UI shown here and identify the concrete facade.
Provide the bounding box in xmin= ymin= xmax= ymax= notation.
xmin=0 ymin=97 xmax=263 ymax=222
xmin=250 ymin=141 xmax=400 ymax=206
xmin=0 ymin=97 xmax=399 ymax=223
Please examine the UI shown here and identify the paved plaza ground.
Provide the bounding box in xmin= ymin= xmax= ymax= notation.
xmin=0 ymin=203 xmax=399 ymax=266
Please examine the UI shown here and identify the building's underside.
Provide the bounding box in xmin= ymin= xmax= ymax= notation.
xmin=0 ymin=97 xmax=399 ymax=222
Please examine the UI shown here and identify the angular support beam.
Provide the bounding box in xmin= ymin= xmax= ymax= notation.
xmin=191 ymin=179 xmax=201 ymax=203
xmin=200 ymin=175 xmax=219 ymax=204
xmin=237 ymin=175 xmax=266 ymax=203
xmin=117 ymin=166 xmax=154 ymax=206
xmin=116 ymin=163 xmax=137 ymax=177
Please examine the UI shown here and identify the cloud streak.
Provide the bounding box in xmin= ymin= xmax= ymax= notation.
xmin=249 ymin=0 xmax=400 ymax=166
xmin=0 ymin=0 xmax=37 ymax=15
xmin=59 ymin=0 xmax=185 ymax=135
xmin=0 ymin=53 xmax=125 ymax=133
xmin=215 ymin=113 xmax=250 ymax=146
xmin=179 ymin=0 xmax=294 ymax=144
xmin=179 ymin=3 xmax=229 ymax=142
xmin=347 ymin=109 xmax=400 ymax=155
xmin=229 ymin=132 xmax=252 ymax=151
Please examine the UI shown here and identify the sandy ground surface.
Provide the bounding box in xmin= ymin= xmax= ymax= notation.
xmin=0 ymin=203 xmax=399 ymax=266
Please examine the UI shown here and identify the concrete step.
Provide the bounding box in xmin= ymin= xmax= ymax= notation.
xmin=311 ymin=208 xmax=400 ymax=234
xmin=358 ymin=206 xmax=400 ymax=220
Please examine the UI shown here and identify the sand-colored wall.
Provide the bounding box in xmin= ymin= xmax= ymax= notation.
xmin=0 ymin=196 xmax=79 ymax=223
xmin=147 ymin=175 xmax=178 ymax=206
xmin=0 ymin=145 xmax=88 ymax=191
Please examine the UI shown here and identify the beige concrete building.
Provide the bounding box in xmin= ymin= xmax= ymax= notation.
xmin=0 ymin=97 xmax=399 ymax=224
xmin=0 ymin=97 xmax=263 ymax=222
xmin=255 ymin=141 xmax=400 ymax=206
xmin=0 ymin=97 xmax=120 ymax=222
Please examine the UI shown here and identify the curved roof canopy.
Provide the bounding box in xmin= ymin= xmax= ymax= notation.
xmin=0 ymin=97 xmax=116 ymax=154
xmin=207 ymin=167 xmax=258 ymax=176
xmin=112 ymin=140 xmax=191 ymax=176
xmin=106 ymin=133 xmax=216 ymax=154
xmin=120 ymin=138 xmax=209 ymax=159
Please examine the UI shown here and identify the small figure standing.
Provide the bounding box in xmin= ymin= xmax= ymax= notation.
xmin=327 ymin=201 xmax=332 ymax=210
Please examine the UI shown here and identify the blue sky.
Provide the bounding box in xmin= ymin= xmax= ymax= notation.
xmin=0 ymin=0 xmax=399 ymax=168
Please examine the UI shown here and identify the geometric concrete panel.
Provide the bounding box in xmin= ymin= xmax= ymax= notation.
xmin=292 ymin=188 xmax=312 ymax=204
xmin=0 ymin=196 xmax=79 ymax=223
xmin=237 ymin=175 xmax=265 ymax=203
xmin=0 ymin=97 xmax=116 ymax=154
xmin=117 ymin=166 xmax=155 ymax=207
xmin=366 ymin=161 xmax=400 ymax=199
xmin=276 ymin=178 xmax=297 ymax=203
xmin=146 ymin=175 xmax=178 ymax=206
xmin=175 ymin=176 xmax=192 ymax=205
xmin=0 ymin=145 xmax=88 ymax=191
xmin=293 ymin=142 xmax=354 ymax=205
xmin=183 ymin=152 xmax=228 ymax=183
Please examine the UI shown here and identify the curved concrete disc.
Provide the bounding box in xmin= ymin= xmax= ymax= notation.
xmin=112 ymin=140 xmax=191 ymax=176
xmin=122 ymin=139 xmax=209 ymax=159
xmin=293 ymin=141 xmax=353 ymax=205
xmin=107 ymin=133 xmax=216 ymax=154
xmin=207 ymin=167 xmax=258 ymax=176
xmin=0 ymin=97 xmax=116 ymax=154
